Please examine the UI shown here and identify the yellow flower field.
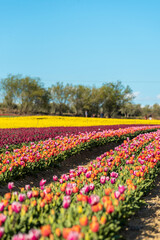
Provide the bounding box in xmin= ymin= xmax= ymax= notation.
xmin=0 ymin=116 xmax=160 ymax=128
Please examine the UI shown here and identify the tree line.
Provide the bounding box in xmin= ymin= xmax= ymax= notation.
xmin=0 ymin=74 xmax=159 ymax=118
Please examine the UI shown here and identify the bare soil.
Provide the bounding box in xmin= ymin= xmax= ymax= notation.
xmin=121 ymin=174 xmax=160 ymax=240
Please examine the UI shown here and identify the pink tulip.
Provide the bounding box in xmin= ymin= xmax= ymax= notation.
xmin=28 ymin=229 xmax=41 ymax=240
xmin=89 ymin=183 xmax=95 ymax=191
xmin=0 ymin=227 xmax=4 ymax=238
xmin=106 ymin=176 xmax=110 ymax=181
xmin=100 ymin=176 xmax=106 ymax=184
xmin=110 ymin=172 xmax=118 ymax=178
xmin=53 ymin=176 xmax=58 ymax=181
xmin=64 ymin=175 xmax=69 ymax=181
xmin=12 ymin=202 xmax=22 ymax=213
xmin=12 ymin=233 xmax=26 ymax=240
xmin=85 ymin=171 xmax=91 ymax=178
xmin=59 ymin=179 xmax=63 ymax=184
xmin=0 ymin=214 xmax=6 ymax=224
xmin=114 ymin=191 xmax=121 ymax=199
xmin=118 ymin=185 xmax=126 ymax=194
xmin=27 ymin=191 xmax=32 ymax=199
xmin=18 ymin=194 xmax=26 ymax=202
xmin=83 ymin=185 xmax=90 ymax=194
xmin=104 ymin=167 xmax=108 ymax=172
xmin=69 ymin=173 xmax=74 ymax=178
xmin=65 ymin=187 xmax=72 ymax=196
xmin=67 ymin=231 xmax=79 ymax=240
xmin=63 ymin=196 xmax=71 ymax=208
xmin=0 ymin=203 xmax=4 ymax=212
xmin=25 ymin=185 xmax=31 ymax=191
xmin=8 ymin=182 xmax=14 ymax=191
xmin=111 ymin=178 xmax=116 ymax=184
xmin=88 ymin=195 xmax=100 ymax=205
xmin=39 ymin=179 xmax=46 ymax=186
xmin=83 ymin=168 xmax=87 ymax=173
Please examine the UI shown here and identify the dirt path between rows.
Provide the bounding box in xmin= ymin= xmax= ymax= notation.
xmin=0 ymin=141 xmax=159 ymax=240
xmin=121 ymin=174 xmax=160 ymax=240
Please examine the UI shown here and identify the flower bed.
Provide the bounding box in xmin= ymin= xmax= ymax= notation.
xmin=0 ymin=126 xmax=159 ymax=184
xmin=0 ymin=125 xmax=147 ymax=153
xmin=0 ymin=130 xmax=159 ymax=239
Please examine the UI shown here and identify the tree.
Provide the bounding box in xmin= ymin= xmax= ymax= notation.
xmin=120 ymin=103 xmax=142 ymax=118
xmin=0 ymin=75 xmax=51 ymax=114
xmin=142 ymin=105 xmax=152 ymax=118
xmin=49 ymin=82 xmax=73 ymax=115
xmin=70 ymin=85 xmax=92 ymax=116
xmin=151 ymin=104 xmax=160 ymax=119
xmin=89 ymin=87 xmax=102 ymax=116
xmin=99 ymin=81 xmax=133 ymax=118
xmin=0 ymin=74 xmax=20 ymax=109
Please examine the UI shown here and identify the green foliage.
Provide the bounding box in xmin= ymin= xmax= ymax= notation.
xmin=0 ymin=75 xmax=51 ymax=114
xmin=1 ymin=75 xmax=159 ymax=118
xmin=99 ymin=81 xmax=133 ymax=118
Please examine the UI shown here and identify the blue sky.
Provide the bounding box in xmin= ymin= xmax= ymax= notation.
xmin=0 ymin=0 xmax=160 ymax=106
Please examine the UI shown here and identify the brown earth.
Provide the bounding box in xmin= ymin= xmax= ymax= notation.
xmin=121 ymin=174 xmax=160 ymax=240
xmin=0 ymin=141 xmax=159 ymax=240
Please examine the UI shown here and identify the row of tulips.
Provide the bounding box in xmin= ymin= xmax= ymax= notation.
xmin=0 ymin=130 xmax=159 ymax=239
xmin=0 ymin=126 xmax=160 ymax=184
xmin=0 ymin=125 xmax=150 ymax=153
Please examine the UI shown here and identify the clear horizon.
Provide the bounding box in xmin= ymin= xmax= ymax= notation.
xmin=0 ymin=0 xmax=160 ymax=106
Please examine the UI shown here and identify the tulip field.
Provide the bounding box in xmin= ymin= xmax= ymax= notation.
xmin=0 ymin=117 xmax=160 ymax=239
